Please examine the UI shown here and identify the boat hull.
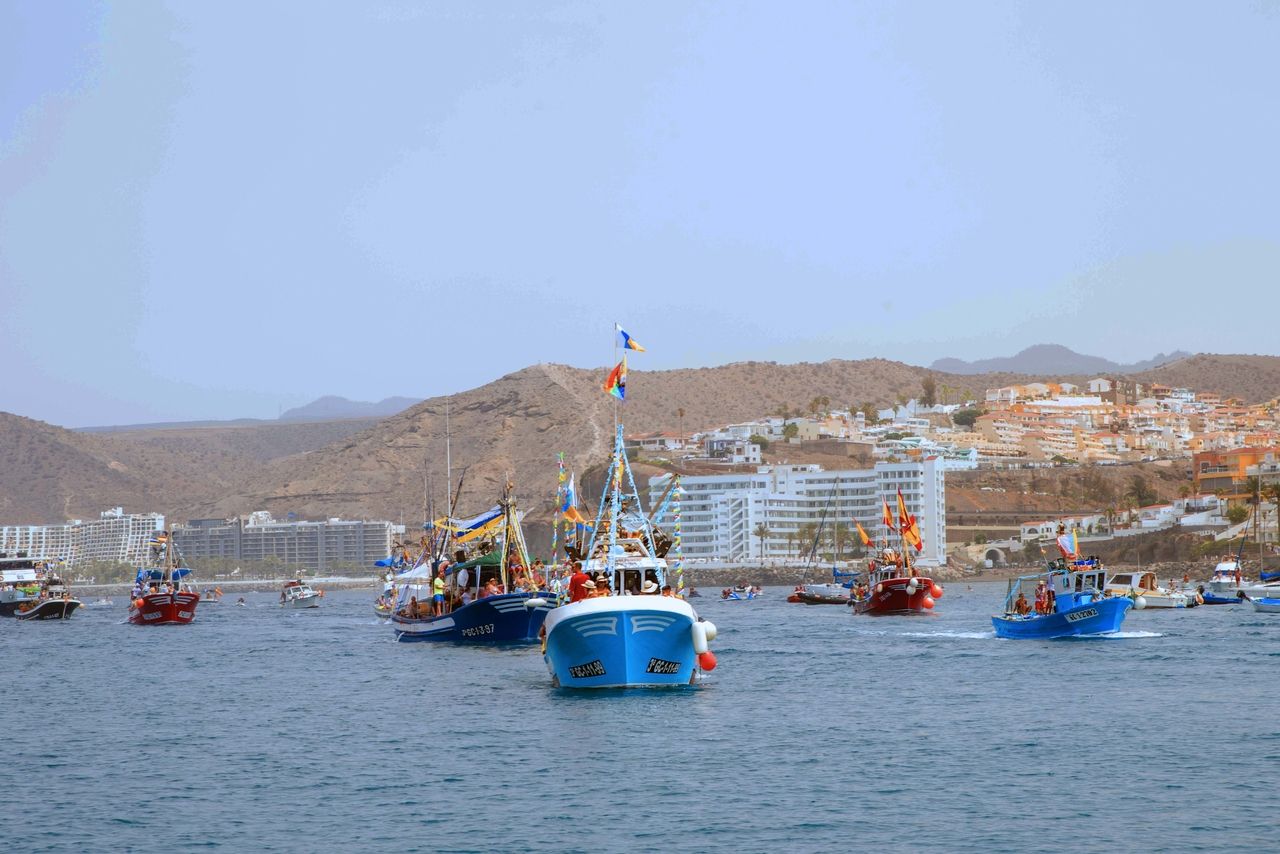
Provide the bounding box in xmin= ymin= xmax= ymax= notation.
xmin=14 ymin=598 xmax=81 ymax=620
xmin=993 ymin=596 xmax=1131 ymax=639
xmin=282 ymin=594 xmax=320 ymax=609
xmin=543 ymin=597 xmax=699 ymax=688
xmin=127 ymin=591 xmax=200 ymax=625
xmin=391 ymin=592 xmax=553 ymax=643
xmin=853 ymin=576 xmax=934 ymax=615
xmin=1251 ymin=597 xmax=1280 ymax=613
xmin=793 ymin=591 xmax=849 ymax=605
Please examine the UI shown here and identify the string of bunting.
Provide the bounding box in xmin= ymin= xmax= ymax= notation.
xmin=673 ymin=475 xmax=684 ymax=597
xmin=551 ymin=451 xmax=566 ymax=561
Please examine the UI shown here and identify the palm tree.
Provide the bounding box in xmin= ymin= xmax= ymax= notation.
xmin=753 ymin=523 xmax=769 ymax=566
xmin=677 ymin=407 xmax=685 ymax=438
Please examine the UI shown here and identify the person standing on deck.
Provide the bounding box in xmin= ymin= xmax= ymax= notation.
xmin=568 ymin=561 xmax=590 ymax=603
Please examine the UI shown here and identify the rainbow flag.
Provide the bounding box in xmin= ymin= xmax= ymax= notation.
xmin=603 ymin=357 xmax=626 ymax=400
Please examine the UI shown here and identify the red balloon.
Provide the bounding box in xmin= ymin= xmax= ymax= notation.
xmin=698 ymin=651 xmax=718 ymax=671
xmin=922 ymin=595 xmax=935 ymax=609
xmin=931 ymin=583 xmax=943 ymax=598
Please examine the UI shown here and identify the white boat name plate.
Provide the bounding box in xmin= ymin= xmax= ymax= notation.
xmin=1065 ymin=607 xmax=1099 ymax=623
xmin=461 ymin=623 xmax=495 ymax=637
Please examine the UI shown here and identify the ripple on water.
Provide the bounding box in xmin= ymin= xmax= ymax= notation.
xmin=3 ymin=584 xmax=1277 ymax=853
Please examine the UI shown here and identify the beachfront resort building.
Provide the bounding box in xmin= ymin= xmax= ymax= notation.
xmin=649 ymin=458 xmax=946 ymax=566
xmin=0 ymin=507 xmax=165 ymax=566
xmin=172 ymin=512 xmax=402 ymax=573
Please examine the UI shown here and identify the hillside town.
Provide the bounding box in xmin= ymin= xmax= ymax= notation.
xmin=632 ymin=375 xmax=1280 ymax=568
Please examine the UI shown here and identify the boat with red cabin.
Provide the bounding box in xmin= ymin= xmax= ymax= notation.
xmin=128 ymin=532 xmax=200 ymax=626
xmin=849 ymin=491 xmax=943 ymax=615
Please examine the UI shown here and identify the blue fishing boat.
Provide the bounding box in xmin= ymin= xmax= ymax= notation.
xmin=542 ymin=424 xmax=717 ymax=688
xmin=992 ymin=559 xmax=1132 ymax=639
xmin=391 ymin=488 xmax=555 ymax=644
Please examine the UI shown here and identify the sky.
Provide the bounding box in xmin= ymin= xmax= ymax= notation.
xmin=2 ymin=1 xmax=1278 ymax=427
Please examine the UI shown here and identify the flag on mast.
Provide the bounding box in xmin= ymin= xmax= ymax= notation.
xmin=561 ymin=473 xmax=587 ymax=524
xmin=881 ymin=498 xmax=896 ymax=533
xmin=602 ymin=356 xmax=627 ymax=400
xmin=616 ymin=324 xmax=645 ymax=352
xmin=855 ymin=521 xmax=873 ymax=547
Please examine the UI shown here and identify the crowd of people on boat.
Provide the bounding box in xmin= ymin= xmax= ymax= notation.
xmin=395 ymin=557 xmax=556 ymax=619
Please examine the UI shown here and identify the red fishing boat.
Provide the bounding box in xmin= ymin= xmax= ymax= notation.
xmin=127 ymin=533 xmax=200 ymax=625
xmin=850 ymin=490 xmax=943 ymax=615
xmin=851 ymin=559 xmax=942 ymax=615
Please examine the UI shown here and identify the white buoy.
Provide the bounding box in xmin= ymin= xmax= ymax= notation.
xmin=701 ymin=620 xmax=717 ymax=642
xmin=524 ymin=597 xmax=548 ymax=608
xmin=1134 ymin=595 xmax=1147 ymax=610
xmin=691 ymin=621 xmax=709 ymax=654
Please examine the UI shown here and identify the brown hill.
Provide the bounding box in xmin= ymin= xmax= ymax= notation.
xmin=1132 ymin=354 xmax=1280 ymax=403
xmin=187 ymin=359 xmax=973 ymax=523
xmin=0 ymin=413 xmax=377 ymax=525
xmin=7 ymin=352 xmax=1280 ymax=537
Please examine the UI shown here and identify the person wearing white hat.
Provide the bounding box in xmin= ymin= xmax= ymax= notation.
xmin=640 ymin=579 xmax=659 ymax=595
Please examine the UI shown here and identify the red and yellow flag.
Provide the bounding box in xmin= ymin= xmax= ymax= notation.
xmin=897 ymin=488 xmax=924 ymax=552
xmin=855 ymin=521 xmax=873 ymax=547
xmin=881 ymin=498 xmax=896 ymax=532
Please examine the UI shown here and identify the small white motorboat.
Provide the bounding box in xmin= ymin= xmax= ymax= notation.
xmin=1104 ymin=570 xmax=1187 ymax=609
xmin=280 ymin=580 xmax=321 ymax=609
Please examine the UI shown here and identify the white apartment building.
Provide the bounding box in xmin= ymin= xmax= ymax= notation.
xmin=0 ymin=507 xmax=165 ymax=565
xmin=650 ymin=459 xmax=946 ymax=566
xmin=173 ymin=512 xmax=402 ymax=573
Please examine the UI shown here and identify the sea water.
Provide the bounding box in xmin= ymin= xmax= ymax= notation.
xmin=2 ymin=584 xmax=1277 ymax=853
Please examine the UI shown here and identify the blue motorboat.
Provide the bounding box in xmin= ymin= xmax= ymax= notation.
xmin=391 ymin=489 xmax=556 ymax=644
xmin=543 ymin=424 xmax=717 ymax=688
xmin=993 ymin=559 xmax=1132 ymax=640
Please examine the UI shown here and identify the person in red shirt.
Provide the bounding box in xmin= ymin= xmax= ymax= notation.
xmin=568 ymin=561 xmax=590 ymax=603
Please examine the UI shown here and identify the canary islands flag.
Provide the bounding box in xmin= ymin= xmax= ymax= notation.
xmin=616 ymin=324 xmax=645 ymax=352
xmin=603 ymin=357 xmax=626 ymax=400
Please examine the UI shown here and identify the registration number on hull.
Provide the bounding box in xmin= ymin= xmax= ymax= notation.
xmin=645 ymin=658 xmax=681 ymax=675
xmin=462 ymin=623 xmax=495 ymax=637
xmin=1065 ymin=607 xmax=1099 ymax=623
xmin=568 ymin=660 xmax=606 ymax=678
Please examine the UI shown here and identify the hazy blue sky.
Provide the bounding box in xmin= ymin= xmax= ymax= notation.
xmin=2 ymin=1 xmax=1277 ymax=427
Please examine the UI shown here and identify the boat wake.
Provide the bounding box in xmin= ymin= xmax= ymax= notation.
xmin=849 ymin=628 xmax=995 ymax=640
xmin=1099 ymin=630 xmax=1163 ymax=639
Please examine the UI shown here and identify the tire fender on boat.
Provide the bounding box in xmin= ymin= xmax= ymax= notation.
xmin=691 ymin=621 xmax=709 ymax=654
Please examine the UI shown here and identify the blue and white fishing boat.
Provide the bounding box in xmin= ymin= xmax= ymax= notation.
xmin=993 ymin=558 xmax=1132 ymax=639
xmin=390 ymin=489 xmax=554 ymax=643
xmin=542 ymin=424 xmax=717 ymax=688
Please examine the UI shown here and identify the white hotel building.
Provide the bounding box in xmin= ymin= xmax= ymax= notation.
xmin=650 ymin=459 xmax=946 ymax=567
xmin=0 ymin=507 xmax=165 ymax=565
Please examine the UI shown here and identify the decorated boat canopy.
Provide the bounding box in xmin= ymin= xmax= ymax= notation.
xmin=136 ymin=567 xmax=192 ymax=582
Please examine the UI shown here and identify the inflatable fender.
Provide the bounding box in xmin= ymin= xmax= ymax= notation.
xmin=700 ymin=619 xmax=717 ymax=643
xmin=691 ymin=621 xmax=709 ymax=655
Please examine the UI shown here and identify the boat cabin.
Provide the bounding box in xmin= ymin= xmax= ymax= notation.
xmin=1 ymin=559 xmax=44 ymax=608
xmin=1104 ymin=571 xmax=1165 ymax=595
xmin=584 ymin=537 xmax=666 ymax=595
xmin=136 ymin=567 xmax=196 ymax=594
xmin=1001 ymin=559 xmax=1107 ymax=616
